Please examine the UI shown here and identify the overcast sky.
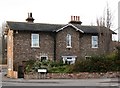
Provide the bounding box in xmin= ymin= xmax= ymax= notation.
xmin=0 ymin=0 xmax=119 ymax=40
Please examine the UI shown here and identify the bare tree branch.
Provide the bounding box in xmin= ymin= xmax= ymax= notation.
xmin=96 ymin=3 xmax=113 ymax=29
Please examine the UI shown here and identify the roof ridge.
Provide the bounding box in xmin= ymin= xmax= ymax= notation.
xmin=7 ymin=21 xmax=65 ymax=26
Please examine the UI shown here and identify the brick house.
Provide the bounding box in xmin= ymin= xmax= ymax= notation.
xmin=5 ymin=13 xmax=116 ymax=78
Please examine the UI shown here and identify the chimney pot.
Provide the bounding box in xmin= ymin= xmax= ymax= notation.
xmin=71 ymin=16 xmax=73 ymax=21
xmin=78 ymin=16 xmax=80 ymax=21
xmin=26 ymin=12 xmax=34 ymax=22
xmin=74 ymin=16 xmax=76 ymax=21
xmin=69 ymin=15 xmax=82 ymax=25
xmin=30 ymin=13 xmax=32 ymax=17
xmin=76 ymin=16 xmax=78 ymax=21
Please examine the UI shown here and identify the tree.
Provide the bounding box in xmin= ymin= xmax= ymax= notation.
xmin=96 ymin=3 xmax=114 ymax=53
xmin=96 ymin=3 xmax=113 ymax=29
xmin=106 ymin=3 xmax=113 ymax=29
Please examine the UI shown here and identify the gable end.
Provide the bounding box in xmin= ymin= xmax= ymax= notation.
xmin=56 ymin=23 xmax=84 ymax=33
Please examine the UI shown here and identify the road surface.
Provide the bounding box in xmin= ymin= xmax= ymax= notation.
xmin=2 ymin=78 xmax=120 ymax=86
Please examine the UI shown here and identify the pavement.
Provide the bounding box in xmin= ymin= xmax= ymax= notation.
xmin=2 ymin=76 xmax=60 ymax=83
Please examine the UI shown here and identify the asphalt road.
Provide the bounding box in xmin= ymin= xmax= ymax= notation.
xmin=2 ymin=78 xmax=120 ymax=86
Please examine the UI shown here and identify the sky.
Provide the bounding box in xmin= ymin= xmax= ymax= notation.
xmin=0 ymin=0 xmax=119 ymax=40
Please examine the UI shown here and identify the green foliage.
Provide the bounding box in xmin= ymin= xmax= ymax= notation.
xmin=113 ymin=46 xmax=120 ymax=71
xmin=48 ymin=65 xmax=72 ymax=73
xmin=33 ymin=60 xmax=42 ymax=72
xmin=25 ymin=59 xmax=41 ymax=73
xmin=71 ymin=51 xmax=120 ymax=72
xmin=72 ymin=59 xmax=92 ymax=72
xmin=47 ymin=60 xmax=71 ymax=73
xmin=25 ymin=64 xmax=31 ymax=74
xmin=25 ymin=59 xmax=71 ymax=74
xmin=25 ymin=60 xmax=36 ymax=73
xmin=50 ymin=60 xmax=64 ymax=67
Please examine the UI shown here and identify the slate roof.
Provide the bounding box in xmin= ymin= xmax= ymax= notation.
xmin=70 ymin=24 xmax=99 ymax=34
xmin=7 ymin=21 xmax=64 ymax=32
xmin=7 ymin=21 xmax=116 ymax=34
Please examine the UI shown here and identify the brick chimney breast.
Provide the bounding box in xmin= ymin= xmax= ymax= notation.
xmin=26 ymin=12 xmax=35 ymax=23
xmin=69 ymin=16 xmax=82 ymax=25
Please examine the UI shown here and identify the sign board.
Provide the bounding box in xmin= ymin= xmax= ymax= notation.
xmin=38 ymin=69 xmax=47 ymax=73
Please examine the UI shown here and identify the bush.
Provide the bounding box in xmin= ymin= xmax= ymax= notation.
xmin=48 ymin=65 xmax=72 ymax=73
xmin=24 ymin=50 xmax=120 ymax=74
xmin=25 ymin=59 xmax=71 ymax=73
xmin=25 ymin=59 xmax=41 ymax=73
xmin=50 ymin=61 xmax=59 ymax=67
xmin=71 ymin=53 xmax=120 ymax=72
xmin=49 ymin=60 xmax=64 ymax=67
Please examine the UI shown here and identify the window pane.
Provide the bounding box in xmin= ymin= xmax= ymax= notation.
xmin=92 ymin=36 xmax=98 ymax=48
xmin=31 ymin=34 xmax=39 ymax=47
xmin=41 ymin=57 xmax=47 ymax=62
xmin=66 ymin=34 xmax=71 ymax=47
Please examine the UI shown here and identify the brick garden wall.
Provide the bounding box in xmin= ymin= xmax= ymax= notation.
xmin=24 ymin=72 xmax=120 ymax=79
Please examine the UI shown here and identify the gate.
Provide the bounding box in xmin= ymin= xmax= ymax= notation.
xmin=18 ymin=65 xmax=24 ymax=78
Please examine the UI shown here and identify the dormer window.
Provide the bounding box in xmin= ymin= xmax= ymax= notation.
xmin=66 ymin=34 xmax=72 ymax=48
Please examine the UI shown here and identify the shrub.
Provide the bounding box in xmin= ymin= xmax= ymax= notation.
xmin=72 ymin=58 xmax=95 ymax=72
xmin=49 ymin=60 xmax=64 ymax=67
xmin=48 ymin=65 xmax=72 ymax=73
xmin=25 ymin=64 xmax=31 ymax=74
xmin=24 ymin=59 xmax=42 ymax=73
xmin=25 ymin=59 xmax=71 ymax=73
xmin=71 ymin=53 xmax=120 ymax=72
xmin=49 ymin=61 xmax=58 ymax=67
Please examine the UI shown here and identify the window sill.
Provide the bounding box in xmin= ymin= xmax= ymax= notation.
xmin=31 ymin=46 xmax=40 ymax=48
xmin=66 ymin=46 xmax=72 ymax=48
xmin=92 ymin=47 xmax=98 ymax=49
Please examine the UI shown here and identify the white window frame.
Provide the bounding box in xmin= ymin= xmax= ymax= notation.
xmin=66 ymin=34 xmax=72 ymax=48
xmin=62 ymin=56 xmax=77 ymax=64
xmin=92 ymin=36 xmax=98 ymax=48
xmin=85 ymin=56 xmax=91 ymax=59
xmin=31 ymin=33 xmax=39 ymax=47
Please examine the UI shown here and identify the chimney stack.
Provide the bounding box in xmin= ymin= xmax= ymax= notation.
xmin=69 ymin=16 xmax=82 ymax=25
xmin=26 ymin=12 xmax=35 ymax=23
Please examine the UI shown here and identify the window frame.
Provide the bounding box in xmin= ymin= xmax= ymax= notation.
xmin=91 ymin=36 xmax=98 ymax=48
xmin=62 ymin=56 xmax=77 ymax=64
xmin=66 ymin=34 xmax=72 ymax=48
xmin=40 ymin=56 xmax=48 ymax=62
xmin=31 ymin=33 xmax=40 ymax=48
xmin=85 ymin=56 xmax=91 ymax=59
